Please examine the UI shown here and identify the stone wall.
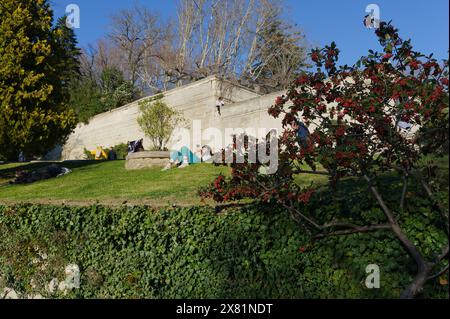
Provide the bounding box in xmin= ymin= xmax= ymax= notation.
xmin=52 ymin=75 xmax=423 ymax=160
xmin=60 ymin=76 xmax=281 ymax=160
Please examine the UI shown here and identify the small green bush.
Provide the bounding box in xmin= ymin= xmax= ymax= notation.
xmin=137 ymin=96 xmax=186 ymax=151
xmin=83 ymin=148 xmax=95 ymax=160
xmin=112 ymin=143 xmax=129 ymax=160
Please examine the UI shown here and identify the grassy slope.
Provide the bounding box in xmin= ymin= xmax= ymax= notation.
xmin=0 ymin=160 xmax=329 ymax=206
xmin=0 ymin=161 xmax=233 ymax=206
xmin=1 ymin=156 xmax=447 ymax=206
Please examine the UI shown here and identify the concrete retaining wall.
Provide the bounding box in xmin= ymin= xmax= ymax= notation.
xmin=60 ymin=76 xmax=282 ymax=160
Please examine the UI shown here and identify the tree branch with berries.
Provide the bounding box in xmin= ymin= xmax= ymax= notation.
xmin=200 ymin=20 xmax=449 ymax=298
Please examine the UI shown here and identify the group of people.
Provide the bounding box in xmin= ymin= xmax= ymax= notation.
xmin=161 ymin=119 xmax=313 ymax=172
xmin=103 ymin=99 xmax=321 ymax=171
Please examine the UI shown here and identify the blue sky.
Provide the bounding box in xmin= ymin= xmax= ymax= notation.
xmin=52 ymin=0 xmax=449 ymax=66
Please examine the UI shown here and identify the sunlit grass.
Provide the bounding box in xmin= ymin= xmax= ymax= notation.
xmin=0 ymin=161 xmax=230 ymax=206
xmin=1 ymin=155 xmax=447 ymax=206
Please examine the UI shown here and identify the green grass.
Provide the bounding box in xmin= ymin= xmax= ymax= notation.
xmin=0 ymin=160 xmax=328 ymax=206
xmin=1 ymin=155 xmax=447 ymax=206
xmin=0 ymin=161 xmax=233 ymax=206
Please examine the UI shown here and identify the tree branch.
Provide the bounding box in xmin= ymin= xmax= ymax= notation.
xmin=280 ymin=201 xmax=323 ymax=231
xmin=366 ymin=176 xmax=426 ymax=267
xmin=427 ymin=264 xmax=449 ymax=281
xmin=400 ymin=173 xmax=408 ymax=211
xmin=413 ymin=170 xmax=449 ymax=234
xmin=363 ymin=175 xmax=431 ymax=299
xmin=437 ymin=244 xmax=449 ymax=262
xmin=315 ymin=223 xmax=391 ymax=239
xmin=293 ymin=169 xmax=330 ymax=176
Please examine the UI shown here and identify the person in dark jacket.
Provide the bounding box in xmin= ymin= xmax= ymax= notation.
xmin=127 ymin=139 xmax=145 ymax=154
xmin=292 ymin=119 xmax=310 ymax=148
xmin=108 ymin=147 xmax=117 ymax=160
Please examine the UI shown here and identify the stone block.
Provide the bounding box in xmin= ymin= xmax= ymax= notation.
xmin=125 ymin=151 xmax=171 ymax=170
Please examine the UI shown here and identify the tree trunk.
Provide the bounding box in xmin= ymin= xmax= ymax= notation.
xmin=400 ymin=263 xmax=431 ymax=299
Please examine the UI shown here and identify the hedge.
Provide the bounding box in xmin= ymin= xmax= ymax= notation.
xmin=0 ymin=200 xmax=448 ymax=299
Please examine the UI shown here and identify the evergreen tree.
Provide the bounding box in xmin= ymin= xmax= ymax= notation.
xmin=68 ymin=76 xmax=103 ymax=124
xmin=99 ymin=67 xmax=136 ymax=111
xmin=53 ymin=16 xmax=81 ymax=86
xmin=0 ymin=0 xmax=79 ymax=160
xmin=68 ymin=66 xmax=137 ymax=123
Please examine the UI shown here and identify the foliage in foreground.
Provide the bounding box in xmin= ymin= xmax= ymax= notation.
xmin=201 ymin=20 xmax=449 ymax=298
xmin=0 ymin=198 xmax=448 ymax=299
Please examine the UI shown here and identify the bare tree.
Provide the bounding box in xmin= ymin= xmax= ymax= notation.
xmin=79 ymin=45 xmax=97 ymax=81
xmin=109 ymin=5 xmax=161 ymax=89
xmin=96 ymin=0 xmax=309 ymax=94
xmin=78 ymin=40 xmax=123 ymax=81
xmin=138 ymin=19 xmax=180 ymax=93
xmin=172 ymin=0 xmax=308 ymax=90
xmin=174 ymin=0 xmax=257 ymax=83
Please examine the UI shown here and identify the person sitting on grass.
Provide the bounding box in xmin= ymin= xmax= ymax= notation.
xmin=127 ymin=139 xmax=145 ymax=154
xmin=94 ymin=146 xmax=108 ymax=160
xmin=162 ymin=146 xmax=201 ymax=171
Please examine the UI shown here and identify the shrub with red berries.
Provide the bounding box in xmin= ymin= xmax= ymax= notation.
xmin=200 ymin=20 xmax=449 ymax=299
